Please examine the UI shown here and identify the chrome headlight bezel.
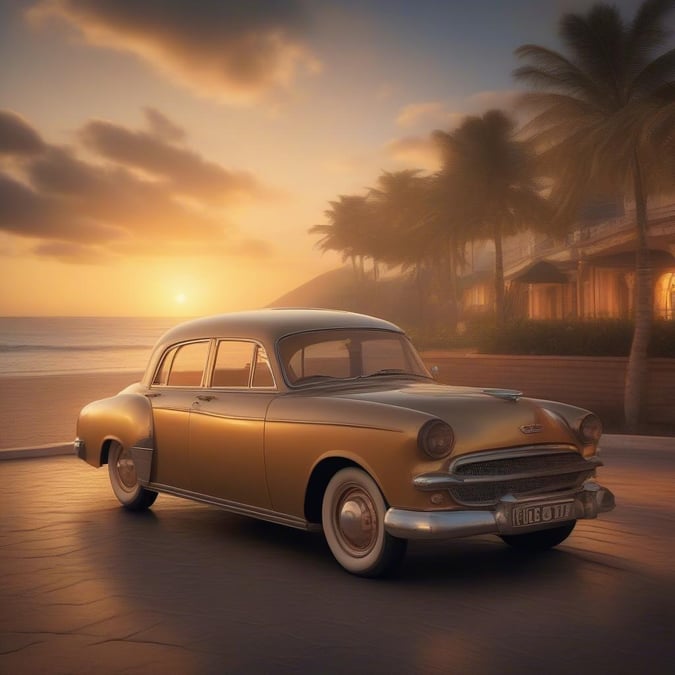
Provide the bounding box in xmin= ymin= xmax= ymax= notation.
xmin=418 ymin=419 xmax=455 ymax=460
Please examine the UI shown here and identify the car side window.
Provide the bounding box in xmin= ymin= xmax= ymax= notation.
xmin=212 ymin=341 xmax=255 ymax=387
xmin=154 ymin=341 xmax=209 ymax=387
xmin=252 ymin=345 xmax=275 ymax=388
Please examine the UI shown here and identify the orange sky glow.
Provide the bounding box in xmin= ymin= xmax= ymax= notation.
xmin=0 ymin=0 xmax=644 ymax=316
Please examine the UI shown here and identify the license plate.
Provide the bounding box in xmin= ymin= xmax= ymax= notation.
xmin=511 ymin=501 xmax=574 ymax=528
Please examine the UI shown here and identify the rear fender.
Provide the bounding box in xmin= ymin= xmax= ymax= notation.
xmin=76 ymin=393 xmax=154 ymax=482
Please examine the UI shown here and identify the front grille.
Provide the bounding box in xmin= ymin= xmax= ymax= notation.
xmin=449 ymin=450 xmax=596 ymax=506
xmin=454 ymin=452 xmax=581 ymax=477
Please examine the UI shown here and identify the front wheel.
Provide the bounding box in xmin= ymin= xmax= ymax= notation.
xmin=107 ymin=441 xmax=157 ymax=511
xmin=322 ymin=467 xmax=406 ymax=577
xmin=500 ymin=521 xmax=576 ymax=550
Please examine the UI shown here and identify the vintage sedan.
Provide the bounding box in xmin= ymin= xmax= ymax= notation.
xmin=76 ymin=309 xmax=615 ymax=577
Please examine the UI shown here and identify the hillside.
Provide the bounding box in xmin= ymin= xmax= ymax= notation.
xmin=268 ymin=267 xmax=424 ymax=327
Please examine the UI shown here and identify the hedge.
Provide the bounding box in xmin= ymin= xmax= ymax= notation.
xmin=412 ymin=319 xmax=675 ymax=358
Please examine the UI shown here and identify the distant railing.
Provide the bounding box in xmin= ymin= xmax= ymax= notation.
xmin=503 ymin=202 xmax=675 ymax=270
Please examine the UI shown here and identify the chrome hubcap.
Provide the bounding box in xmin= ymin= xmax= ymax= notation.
xmin=336 ymin=486 xmax=378 ymax=555
xmin=116 ymin=448 xmax=137 ymax=489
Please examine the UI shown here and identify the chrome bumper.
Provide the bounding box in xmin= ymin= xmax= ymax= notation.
xmin=384 ymin=481 xmax=615 ymax=540
xmin=74 ymin=438 xmax=86 ymax=460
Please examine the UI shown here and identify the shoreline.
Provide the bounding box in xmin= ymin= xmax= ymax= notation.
xmin=0 ymin=371 xmax=143 ymax=449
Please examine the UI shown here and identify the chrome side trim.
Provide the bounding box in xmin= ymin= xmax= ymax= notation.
xmin=189 ymin=410 xmax=265 ymax=423
xmin=265 ymin=418 xmax=404 ymax=433
xmin=384 ymin=481 xmax=615 ymax=540
xmin=147 ymin=483 xmax=316 ymax=531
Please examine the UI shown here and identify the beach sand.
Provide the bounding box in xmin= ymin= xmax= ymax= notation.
xmin=0 ymin=372 xmax=143 ymax=449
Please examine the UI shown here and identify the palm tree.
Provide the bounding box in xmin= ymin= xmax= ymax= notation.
xmin=434 ymin=110 xmax=551 ymax=326
xmin=514 ymin=0 xmax=675 ymax=430
xmin=368 ymin=170 xmax=430 ymax=272
xmin=309 ymin=194 xmax=374 ymax=279
xmin=369 ymin=170 xmax=443 ymax=320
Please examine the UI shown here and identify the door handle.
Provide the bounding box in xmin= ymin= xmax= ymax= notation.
xmin=196 ymin=394 xmax=216 ymax=402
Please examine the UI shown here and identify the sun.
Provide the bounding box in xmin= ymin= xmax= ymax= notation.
xmin=175 ymin=292 xmax=187 ymax=305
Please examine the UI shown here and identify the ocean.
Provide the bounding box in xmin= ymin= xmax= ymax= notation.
xmin=0 ymin=317 xmax=188 ymax=376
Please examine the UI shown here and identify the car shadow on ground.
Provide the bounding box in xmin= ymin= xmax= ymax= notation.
xmin=103 ymin=496 xmax=609 ymax=588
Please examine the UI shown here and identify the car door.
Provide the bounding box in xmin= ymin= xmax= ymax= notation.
xmin=188 ymin=340 xmax=276 ymax=508
xmin=147 ymin=339 xmax=210 ymax=490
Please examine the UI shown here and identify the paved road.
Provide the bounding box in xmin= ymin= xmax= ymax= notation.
xmin=1 ymin=439 xmax=673 ymax=674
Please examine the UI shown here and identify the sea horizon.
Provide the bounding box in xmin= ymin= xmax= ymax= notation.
xmin=0 ymin=316 xmax=188 ymax=376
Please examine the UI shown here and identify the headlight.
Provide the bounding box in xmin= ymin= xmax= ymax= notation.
xmin=418 ymin=420 xmax=455 ymax=459
xmin=578 ymin=413 xmax=603 ymax=444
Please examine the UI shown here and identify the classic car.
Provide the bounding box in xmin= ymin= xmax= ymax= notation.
xmin=76 ymin=309 xmax=615 ymax=577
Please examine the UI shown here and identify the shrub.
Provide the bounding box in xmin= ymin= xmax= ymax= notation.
xmin=413 ymin=319 xmax=675 ymax=357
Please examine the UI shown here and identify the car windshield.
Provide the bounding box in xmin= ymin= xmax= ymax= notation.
xmin=277 ymin=328 xmax=431 ymax=386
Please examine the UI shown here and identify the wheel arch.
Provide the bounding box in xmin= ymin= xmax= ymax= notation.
xmin=100 ymin=436 xmax=125 ymax=466
xmin=304 ymin=456 xmax=369 ymax=524
xmin=77 ymin=393 xmax=154 ymax=468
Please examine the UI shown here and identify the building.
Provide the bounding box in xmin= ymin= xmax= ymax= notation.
xmin=489 ymin=198 xmax=675 ymax=321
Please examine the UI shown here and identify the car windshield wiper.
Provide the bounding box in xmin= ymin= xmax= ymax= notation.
xmin=360 ymin=369 xmax=415 ymax=378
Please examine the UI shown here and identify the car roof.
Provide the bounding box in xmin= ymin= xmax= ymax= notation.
xmin=155 ymin=308 xmax=403 ymax=350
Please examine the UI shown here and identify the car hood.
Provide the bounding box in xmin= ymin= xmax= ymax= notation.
xmin=310 ymin=379 xmax=582 ymax=452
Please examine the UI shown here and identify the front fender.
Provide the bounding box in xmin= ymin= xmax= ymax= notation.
xmin=76 ymin=393 xmax=154 ymax=471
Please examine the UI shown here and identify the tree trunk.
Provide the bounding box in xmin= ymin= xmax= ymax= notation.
xmin=415 ymin=260 xmax=427 ymax=325
xmin=493 ymin=222 xmax=506 ymax=326
xmin=624 ymin=153 xmax=653 ymax=431
xmin=446 ymin=237 xmax=459 ymax=333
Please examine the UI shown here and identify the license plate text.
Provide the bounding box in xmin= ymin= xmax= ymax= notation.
xmin=512 ymin=501 xmax=573 ymax=527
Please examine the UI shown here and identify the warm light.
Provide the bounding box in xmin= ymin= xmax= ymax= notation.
xmin=175 ymin=293 xmax=187 ymax=304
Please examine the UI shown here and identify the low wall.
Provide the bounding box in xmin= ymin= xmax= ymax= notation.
xmin=420 ymin=353 xmax=675 ymax=428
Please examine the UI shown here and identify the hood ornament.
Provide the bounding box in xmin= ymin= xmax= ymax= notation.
xmin=519 ymin=423 xmax=544 ymax=434
xmin=482 ymin=388 xmax=522 ymax=402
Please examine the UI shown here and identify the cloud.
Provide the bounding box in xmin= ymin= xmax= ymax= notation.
xmin=31 ymin=240 xmax=116 ymax=265
xmin=0 ymin=110 xmax=46 ymax=155
xmin=0 ymin=169 xmax=124 ymax=243
xmin=396 ymin=101 xmax=462 ymax=130
xmin=385 ymin=136 xmax=441 ymax=171
xmin=395 ymin=90 xmax=520 ymax=132
xmin=27 ymin=0 xmax=321 ymax=104
xmin=388 ymin=89 xmax=524 ymax=166
xmin=78 ymin=118 xmax=264 ymax=202
xmin=0 ymin=108 xmax=275 ymax=263
xmin=143 ymin=107 xmax=186 ymax=143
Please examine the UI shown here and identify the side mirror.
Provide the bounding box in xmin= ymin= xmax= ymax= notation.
xmin=430 ymin=365 xmax=439 ymax=380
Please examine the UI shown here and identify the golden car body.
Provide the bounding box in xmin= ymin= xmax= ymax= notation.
xmin=76 ymin=309 xmax=615 ymax=577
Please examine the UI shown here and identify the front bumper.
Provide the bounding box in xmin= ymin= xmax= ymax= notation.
xmin=384 ymin=481 xmax=615 ymax=540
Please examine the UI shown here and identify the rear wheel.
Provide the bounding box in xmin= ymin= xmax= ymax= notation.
xmin=322 ymin=467 xmax=406 ymax=577
xmin=107 ymin=441 xmax=157 ymax=511
xmin=500 ymin=521 xmax=576 ymax=550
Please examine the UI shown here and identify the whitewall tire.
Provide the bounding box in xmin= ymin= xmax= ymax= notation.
xmin=322 ymin=467 xmax=406 ymax=577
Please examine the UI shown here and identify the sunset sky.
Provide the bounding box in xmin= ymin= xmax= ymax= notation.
xmin=0 ymin=0 xmax=644 ymax=316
